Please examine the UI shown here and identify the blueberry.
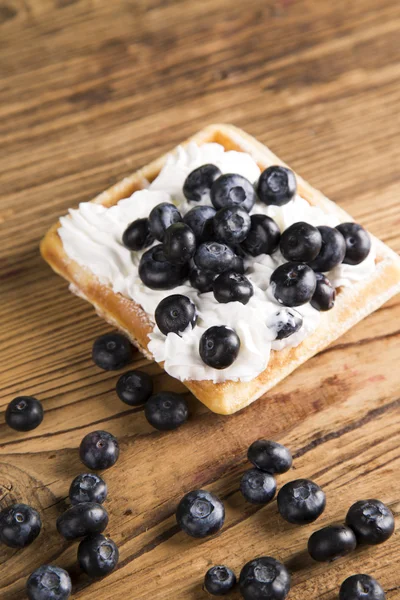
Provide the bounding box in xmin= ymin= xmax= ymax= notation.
xmin=308 ymin=525 xmax=357 ymax=562
xmin=204 ymin=565 xmax=237 ymax=596
xmin=78 ymin=533 xmax=119 ymax=578
xmin=163 ymin=223 xmax=196 ymax=264
xmin=266 ymin=308 xmax=303 ymax=340
xmin=122 ymin=218 xmax=154 ymax=251
xmin=277 ymin=479 xmax=326 ymax=525
xmin=308 ymin=226 xmax=346 ymax=271
xmin=0 ymin=503 xmax=41 ymax=548
xmin=336 ymin=223 xmax=371 ymax=265
xmin=183 ymin=205 xmax=216 ymax=242
xmin=139 ymin=244 xmax=190 ymax=290
xmin=26 ymin=565 xmax=71 ymax=600
xmin=176 ymin=489 xmax=225 ymax=538
xmin=213 ymin=206 xmax=251 ymax=245
xmin=270 ymin=263 xmax=316 ymax=307
xmin=92 ymin=333 xmax=133 ymax=371
xmin=213 ymin=272 xmax=254 ymax=305
xmin=346 ymin=499 xmax=395 ymax=545
xmin=211 ymin=173 xmax=257 ymax=213
xmin=144 ymin=392 xmax=189 ymax=431
xmin=69 ymin=474 xmax=108 ymax=506
xmin=5 ymin=396 xmax=44 ymax=432
xmin=231 ymin=253 xmax=245 ymax=274
xmin=240 ymin=468 xmax=277 ymax=505
xmin=339 ymin=574 xmax=386 ymax=600
xmin=155 ymin=294 xmax=197 ymax=335
xmin=311 ymin=273 xmax=335 ymax=311
xmin=79 ymin=430 xmax=120 ymax=470
xmin=239 ymin=556 xmax=291 ymax=600
xmin=183 ymin=164 xmax=222 ymax=202
xmin=56 ymin=502 xmax=109 ymax=541
xmin=189 ymin=267 xmax=215 ymax=293
xmin=280 ymin=222 xmax=322 ymax=262
xmin=116 ymin=369 xmax=153 ymax=406
xmin=194 ymin=242 xmax=236 ymax=274
xmin=148 ymin=202 xmax=182 ymax=241
xmin=247 ymin=440 xmax=292 ymax=474
xmin=257 ymin=166 xmax=297 ymax=207
xmin=199 ymin=326 xmax=240 ymax=369
xmin=241 ymin=214 xmax=281 ymax=257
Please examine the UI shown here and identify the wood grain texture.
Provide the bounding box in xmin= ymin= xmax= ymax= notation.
xmin=0 ymin=0 xmax=399 ymax=598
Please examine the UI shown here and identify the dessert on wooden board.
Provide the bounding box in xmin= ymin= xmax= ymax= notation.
xmin=40 ymin=124 xmax=400 ymax=414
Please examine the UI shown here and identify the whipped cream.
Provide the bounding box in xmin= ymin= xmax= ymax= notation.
xmin=59 ymin=142 xmax=376 ymax=383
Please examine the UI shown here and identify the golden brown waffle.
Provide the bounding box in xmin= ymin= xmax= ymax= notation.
xmin=41 ymin=124 xmax=400 ymax=414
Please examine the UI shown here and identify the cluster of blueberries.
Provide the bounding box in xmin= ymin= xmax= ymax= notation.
xmin=121 ymin=164 xmax=371 ymax=369
xmin=178 ymin=440 xmax=393 ymax=599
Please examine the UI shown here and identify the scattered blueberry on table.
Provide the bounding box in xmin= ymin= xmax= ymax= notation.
xmin=79 ymin=430 xmax=120 ymax=470
xmin=204 ymin=565 xmax=237 ymax=596
xmin=5 ymin=396 xmax=44 ymax=432
xmin=78 ymin=533 xmax=119 ymax=578
xmin=69 ymin=473 xmax=108 ymax=506
xmin=240 ymin=468 xmax=277 ymax=505
xmin=239 ymin=556 xmax=291 ymax=600
xmin=144 ymin=392 xmax=189 ymax=431
xmin=339 ymin=574 xmax=386 ymax=600
xmin=116 ymin=369 xmax=153 ymax=406
xmin=176 ymin=489 xmax=225 ymax=538
xmin=92 ymin=333 xmax=133 ymax=371
xmin=308 ymin=524 xmax=357 ymax=562
xmin=56 ymin=502 xmax=109 ymax=541
xmin=0 ymin=503 xmax=42 ymax=548
xmin=346 ymin=499 xmax=395 ymax=545
xmin=277 ymin=479 xmax=326 ymax=525
xmin=247 ymin=440 xmax=293 ymax=474
xmin=26 ymin=565 xmax=72 ymax=600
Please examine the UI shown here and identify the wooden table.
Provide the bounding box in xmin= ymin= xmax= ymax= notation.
xmin=1 ymin=0 xmax=399 ymax=598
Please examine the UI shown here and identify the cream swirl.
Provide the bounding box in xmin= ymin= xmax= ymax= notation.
xmin=58 ymin=142 xmax=376 ymax=383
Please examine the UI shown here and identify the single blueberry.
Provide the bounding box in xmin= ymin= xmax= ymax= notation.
xmin=144 ymin=392 xmax=189 ymax=431
xmin=280 ymin=221 xmax=322 ymax=262
xmin=79 ymin=430 xmax=120 ymax=470
xmin=241 ymin=214 xmax=281 ymax=257
xmin=183 ymin=164 xmax=222 ymax=202
xmin=92 ymin=333 xmax=133 ymax=371
xmin=204 ymin=565 xmax=237 ymax=596
xmin=336 ymin=222 xmax=371 ymax=265
xmin=213 ymin=271 xmax=254 ymax=305
xmin=240 ymin=468 xmax=277 ymax=505
xmin=339 ymin=574 xmax=386 ymax=600
xmin=199 ymin=326 xmax=240 ymax=369
xmin=116 ymin=370 xmax=153 ymax=406
xmin=211 ymin=173 xmax=257 ymax=212
xmin=346 ymin=499 xmax=395 ymax=545
xmin=277 ymin=479 xmax=326 ymax=525
xmin=176 ymin=489 xmax=225 ymax=538
xmin=183 ymin=205 xmax=216 ymax=242
xmin=213 ymin=206 xmax=251 ymax=245
xmin=310 ymin=273 xmax=336 ymax=311
xmin=56 ymin=502 xmax=109 ymax=541
xmin=0 ymin=503 xmax=42 ymax=548
xmin=247 ymin=440 xmax=292 ymax=474
xmin=163 ymin=222 xmax=196 ymax=264
xmin=308 ymin=525 xmax=357 ymax=562
xmin=26 ymin=565 xmax=71 ymax=600
xmin=239 ymin=556 xmax=291 ymax=600
xmin=78 ymin=533 xmax=119 ymax=578
xmin=270 ymin=262 xmax=316 ymax=307
xmin=69 ymin=474 xmax=108 ymax=506
xmin=308 ymin=226 xmax=346 ymax=272
xmin=148 ymin=202 xmax=182 ymax=241
xmin=257 ymin=166 xmax=297 ymax=206
xmin=194 ymin=241 xmax=236 ymax=274
xmin=266 ymin=308 xmax=303 ymax=340
xmin=139 ymin=244 xmax=190 ymax=290
xmin=189 ymin=267 xmax=215 ymax=293
xmin=155 ymin=294 xmax=197 ymax=335
xmin=5 ymin=396 xmax=44 ymax=432
xmin=122 ymin=218 xmax=154 ymax=251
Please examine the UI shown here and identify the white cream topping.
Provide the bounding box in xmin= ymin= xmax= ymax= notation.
xmin=58 ymin=142 xmax=376 ymax=383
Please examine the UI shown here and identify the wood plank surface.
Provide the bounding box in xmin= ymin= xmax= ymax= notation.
xmin=1 ymin=0 xmax=399 ymax=598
